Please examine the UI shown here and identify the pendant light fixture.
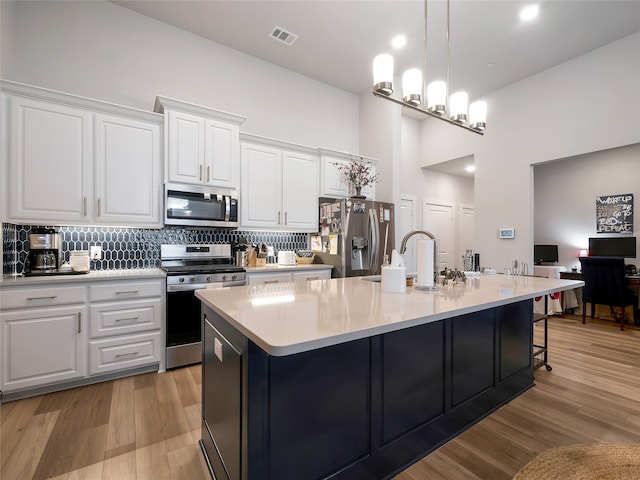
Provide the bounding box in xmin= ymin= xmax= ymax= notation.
xmin=372 ymin=0 xmax=486 ymax=135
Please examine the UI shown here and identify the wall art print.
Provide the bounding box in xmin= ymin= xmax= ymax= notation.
xmin=596 ymin=193 xmax=633 ymax=233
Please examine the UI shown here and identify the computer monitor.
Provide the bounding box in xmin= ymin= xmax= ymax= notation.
xmin=534 ymin=244 xmax=559 ymax=265
xmin=588 ymin=237 xmax=637 ymax=258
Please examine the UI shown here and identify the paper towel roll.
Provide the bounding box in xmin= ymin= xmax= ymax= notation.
xmin=416 ymin=239 xmax=434 ymax=288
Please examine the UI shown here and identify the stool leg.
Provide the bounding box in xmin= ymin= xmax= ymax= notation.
xmin=582 ymin=302 xmax=586 ymax=324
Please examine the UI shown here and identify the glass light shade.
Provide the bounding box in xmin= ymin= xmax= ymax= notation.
xmin=469 ymin=100 xmax=487 ymax=131
xmin=579 ymin=249 xmax=588 ymax=257
xmin=402 ymin=69 xmax=422 ymax=106
xmin=373 ymin=54 xmax=394 ymax=95
xmin=427 ymin=80 xmax=446 ymax=115
xmin=450 ymin=91 xmax=468 ymax=123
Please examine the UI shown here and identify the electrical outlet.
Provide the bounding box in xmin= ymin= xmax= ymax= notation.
xmin=90 ymin=246 xmax=102 ymax=260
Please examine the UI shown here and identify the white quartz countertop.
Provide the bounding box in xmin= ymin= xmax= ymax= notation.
xmin=245 ymin=264 xmax=332 ymax=273
xmin=196 ymin=274 xmax=584 ymax=357
xmin=1 ymin=268 xmax=165 ymax=286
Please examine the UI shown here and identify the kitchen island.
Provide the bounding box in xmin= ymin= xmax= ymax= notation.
xmin=196 ymin=274 xmax=583 ymax=480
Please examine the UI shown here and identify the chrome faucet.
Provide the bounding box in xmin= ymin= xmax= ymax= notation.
xmin=399 ymin=230 xmax=437 ymax=254
xmin=399 ymin=230 xmax=439 ymax=290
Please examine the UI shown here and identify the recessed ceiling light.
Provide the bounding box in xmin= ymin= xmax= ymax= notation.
xmin=465 ymin=165 xmax=476 ymax=173
xmin=391 ymin=35 xmax=407 ymax=49
xmin=519 ymin=4 xmax=539 ymax=22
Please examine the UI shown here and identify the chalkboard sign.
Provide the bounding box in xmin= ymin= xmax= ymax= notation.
xmin=596 ymin=193 xmax=633 ymax=233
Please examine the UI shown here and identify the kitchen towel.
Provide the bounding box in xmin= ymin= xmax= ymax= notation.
xmin=416 ymin=239 xmax=435 ymax=288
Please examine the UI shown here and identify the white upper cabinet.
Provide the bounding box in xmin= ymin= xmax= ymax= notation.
xmin=319 ymin=149 xmax=377 ymax=200
xmin=1 ymin=80 xmax=163 ymax=227
xmin=94 ymin=113 xmax=161 ymax=225
xmin=154 ymin=96 xmax=246 ymax=189
xmin=240 ymin=134 xmax=318 ymax=232
xmin=7 ymin=95 xmax=92 ymax=223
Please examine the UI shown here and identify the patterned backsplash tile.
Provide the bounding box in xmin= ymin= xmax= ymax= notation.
xmin=2 ymin=223 xmax=309 ymax=275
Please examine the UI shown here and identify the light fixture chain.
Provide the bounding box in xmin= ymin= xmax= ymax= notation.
xmin=446 ymin=0 xmax=450 ymax=112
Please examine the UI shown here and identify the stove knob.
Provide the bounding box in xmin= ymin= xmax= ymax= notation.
xmin=189 ymin=277 xmax=195 ymax=283
xmin=222 ymin=275 xmax=228 ymax=281
xmin=231 ymin=274 xmax=237 ymax=280
xmin=178 ymin=277 xmax=185 ymax=283
xmin=207 ymin=276 xmax=212 ymax=282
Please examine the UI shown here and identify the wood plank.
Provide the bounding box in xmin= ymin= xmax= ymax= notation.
xmin=1 ymin=411 xmax=58 ymax=480
xmin=135 ymin=441 xmax=171 ymax=480
xmin=0 ymin=395 xmax=42 ymax=470
xmin=105 ymin=376 xmax=136 ymax=453
xmin=167 ymin=443 xmax=208 ymax=480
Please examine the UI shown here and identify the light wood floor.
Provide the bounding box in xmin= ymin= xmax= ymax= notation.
xmin=2 ymin=314 xmax=639 ymax=480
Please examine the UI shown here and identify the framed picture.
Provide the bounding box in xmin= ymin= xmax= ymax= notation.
xmin=499 ymin=227 xmax=515 ymax=239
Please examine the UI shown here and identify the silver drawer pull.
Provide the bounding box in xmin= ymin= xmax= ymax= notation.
xmin=26 ymin=295 xmax=57 ymax=301
xmin=115 ymin=351 xmax=139 ymax=358
xmin=264 ymin=280 xmax=280 ymax=284
xmin=115 ymin=316 xmax=139 ymax=322
xmin=77 ymin=312 xmax=81 ymax=334
xmin=115 ymin=290 xmax=140 ymax=295
xmin=306 ymin=276 xmax=320 ymax=281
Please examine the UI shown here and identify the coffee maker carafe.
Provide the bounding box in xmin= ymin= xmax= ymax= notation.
xmin=27 ymin=227 xmax=62 ymax=274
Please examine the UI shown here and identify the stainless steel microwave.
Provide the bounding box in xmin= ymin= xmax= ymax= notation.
xmin=164 ymin=183 xmax=239 ymax=228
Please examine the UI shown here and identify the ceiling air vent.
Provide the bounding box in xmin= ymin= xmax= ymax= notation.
xmin=269 ymin=26 xmax=298 ymax=46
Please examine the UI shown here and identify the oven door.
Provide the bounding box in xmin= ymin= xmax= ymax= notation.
xmin=165 ymin=183 xmax=238 ymax=228
xmin=166 ymin=284 xmax=204 ymax=368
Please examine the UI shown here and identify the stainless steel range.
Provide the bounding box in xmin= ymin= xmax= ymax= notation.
xmin=160 ymin=244 xmax=246 ymax=369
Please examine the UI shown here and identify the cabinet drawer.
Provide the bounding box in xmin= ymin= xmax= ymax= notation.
xmin=246 ymin=272 xmax=293 ymax=285
xmin=89 ymin=331 xmax=161 ymax=375
xmin=0 ymin=285 xmax=86 ymax=310
xmin=89 ymin=280 xmax=162 ymax=302
xmin=90 ymin=298 xmax=162 ymax=338
xmin=293 ymin=270 xmax=331 ymax=282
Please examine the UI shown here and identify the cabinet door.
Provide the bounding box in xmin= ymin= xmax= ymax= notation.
xmin=1 ymin=305 xmax=86 ymax=392
xmin=283 ymin=151 xmax=319 ymax=231
xmin=204 ymin=119 xmax=239 ymax=189
xmin=8 ymin=96 xmax=91 ymax=223
xmin=240 ymin=143 xmax=282 ymax=229
xmin=167 ymin=110 xmax=205 ymax=185
xmin=94 ymin=113 xmax=162 ymax=226
xmin=320 ymin=156 xmax=376 ymax=200
xmin=320 ymin=156 xmax=350 ymax=198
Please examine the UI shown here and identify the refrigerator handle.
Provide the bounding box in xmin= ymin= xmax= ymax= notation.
xmin=369 ymin=207 xmax=380 ymax=273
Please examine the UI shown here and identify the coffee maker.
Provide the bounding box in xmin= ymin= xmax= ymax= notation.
xmin=26 ymin=227 xmax=62 ymax=274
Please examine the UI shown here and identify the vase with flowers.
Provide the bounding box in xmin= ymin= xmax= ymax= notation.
xmin=334 ymin=159 xmax=379 ymax=199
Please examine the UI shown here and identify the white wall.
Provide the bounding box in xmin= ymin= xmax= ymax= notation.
xmin=419 ymin=32 xmax=640 ymax=272
xmin=534 ymin=143 xmax=640 ymax=271
xmin=1 ymin=0 xmax=359 ymax=152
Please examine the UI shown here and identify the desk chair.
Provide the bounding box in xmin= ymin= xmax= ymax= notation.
xmin=579 ymin=256 xmax=638 ymax=331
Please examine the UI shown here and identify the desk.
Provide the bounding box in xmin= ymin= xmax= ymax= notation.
xmin=534 ymin=266 xmax=569 ymax=314
xmin=560 ymin=272 xmax=640 ymax=318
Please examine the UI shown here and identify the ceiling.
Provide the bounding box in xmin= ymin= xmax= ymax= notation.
xmin=112 ymin=0 xmax=640 ymax=177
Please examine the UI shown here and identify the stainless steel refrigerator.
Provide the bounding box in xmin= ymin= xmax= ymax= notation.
xmin=315 ymin=197 xmax=395 ymax=278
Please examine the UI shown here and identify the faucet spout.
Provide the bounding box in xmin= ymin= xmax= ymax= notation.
xmin=399 ymin=230 xmax=437 ymax=254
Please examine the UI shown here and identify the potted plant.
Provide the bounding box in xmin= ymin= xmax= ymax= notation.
xmin=334 ymin=159 xmax=379 ymax=199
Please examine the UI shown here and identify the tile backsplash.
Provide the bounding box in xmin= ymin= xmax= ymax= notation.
xmin=2 ymin=223 xmax=309 ymax=275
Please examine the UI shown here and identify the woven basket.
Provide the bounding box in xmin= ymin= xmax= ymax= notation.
xmin=296 ymin=254 xmax=315 ymax=264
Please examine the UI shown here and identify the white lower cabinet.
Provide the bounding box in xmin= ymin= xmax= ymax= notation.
xmin=246 ymin=272 xmax=293 ymax=286
xmin=293 ymin=270 xmax=331 ymax=282
xmin=1 ymin=288 xmax=87 ymax=393
xmin=246 ymin=268 xmax=331 ymax=285
xmin=88 ymin=279 xmax=163 ymax=375
xmin=89 ymin=331 xmax=161 ymax=376
xmin=0 ymin=277 xmax=164 ymax=397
